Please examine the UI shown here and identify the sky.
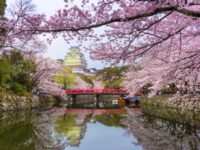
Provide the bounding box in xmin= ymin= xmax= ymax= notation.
xmin=6 ymin=0 xmax=107 ymax=69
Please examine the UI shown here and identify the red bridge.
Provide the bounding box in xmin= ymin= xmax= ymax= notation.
xmin=65 ymin=89 xmax=128 ymax=95
xmin=65 ymin=89 xmax=128 ymax=107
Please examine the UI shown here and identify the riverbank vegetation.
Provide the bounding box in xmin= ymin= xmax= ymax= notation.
xmin=55 ymin=67 xmax=77 ymax=90
xmin=0 ymin=0 xmax=64 ymax=98
xmin=95 ymin=66 xmax=128 ymax=89
xmin=0 ymin=51 xmax=36 ymax=95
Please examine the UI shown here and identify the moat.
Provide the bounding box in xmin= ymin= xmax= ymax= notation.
xmin=0 ymin=102 xmax=200 ymax=150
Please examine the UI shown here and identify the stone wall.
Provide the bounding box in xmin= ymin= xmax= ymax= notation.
xmin=141 ymin=95 xmax=200 ymax=112
xmin=0 ymin=93 xmax=40 ymax=111
xmin=0 ymin=93 xmax=63 ymax=111
xmin=168 ymin=95 xmax=200 ymax=112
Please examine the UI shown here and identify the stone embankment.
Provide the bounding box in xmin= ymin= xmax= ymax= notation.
xmin=168 ymin=95 xmax=200 ymax=112
xmin=0 ymin=94 xmax=39 ymax=111
xmin=142 ymin=95 xmax=200 ymax=112
xmin=0 ymin=93 xmax=58 ymax=111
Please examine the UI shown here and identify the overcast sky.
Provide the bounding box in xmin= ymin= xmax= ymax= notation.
xmin=7 ymin=0 xmax=106 ymax=69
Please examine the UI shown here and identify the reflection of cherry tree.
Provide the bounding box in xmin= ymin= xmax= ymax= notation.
xmin=0 ymin=110 xmax=65 ymax=149
xmin=32 ymin=110 xmax=66 ymax=149
xmin=124 ymin=109 xmax=200 ymax=150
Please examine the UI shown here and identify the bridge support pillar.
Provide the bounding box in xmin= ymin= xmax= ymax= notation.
xmin=121 ymin=94 xmax=125 ymax=98
xmin=95 ymin=94 xmax=100 ymax=108
xmin=72 ymin=95 xmax=77 ymax=107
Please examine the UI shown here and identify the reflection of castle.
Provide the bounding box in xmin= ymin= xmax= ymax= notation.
xmin=55 ymin=113 xmax=87 ymax=147
xmin=57 ymin=46 xmax=97 ymax=76
xmin=55 ymin=111 xmax=128 ymax=148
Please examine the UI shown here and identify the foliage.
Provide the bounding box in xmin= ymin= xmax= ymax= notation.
xmin=80 ymin=75 xmax=94 ymax=87
xmin=10 ymin=82 xmax=27 ymax=95
xmin=96 ymin=66 xmax=128 ymax=89
xmin=2 ymin=0 xmax=200 ymax=97
xmin=0 ymin=0 xmax=6 ymax=16
xmin=55 ymin=67 xmax=93 ymax=90
xmin=0 ymin=50 xmax=37 ymax=95
xmin=54 ymin=67 xmax=77 ymax=89
xmin=0 ymin=58 xmax=11 ymax=85
xmin=0 ymin=0 xmax=6 ymax=47
xmin=34 ymin=57 xmax=65 ymax=96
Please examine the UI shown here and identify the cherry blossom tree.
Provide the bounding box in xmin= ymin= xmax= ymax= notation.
xmin=33 ymin=57 xmax=65 ymax=96
xmin=71 ymin=76 xmax=93 ymax=89
xmin=122 ymin=36 xmax=200 ymax=95
xmin=93 ymin=80 xmax=105 ymax=89
xmin=2 ymin=0 xmax=200 ymax=94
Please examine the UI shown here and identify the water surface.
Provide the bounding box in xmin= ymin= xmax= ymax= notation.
xmin=0 ymin=105 xmax=200 ymax=150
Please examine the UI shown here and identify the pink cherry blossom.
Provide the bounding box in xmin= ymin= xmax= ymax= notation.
xmin=1 ymin=0 xmax=200 ymax=96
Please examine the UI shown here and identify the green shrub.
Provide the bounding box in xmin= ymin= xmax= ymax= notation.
xmin=11 ymin=82 xmax=27 ymax=95
xmin=0 ymin=50 xmax=37 ymax=95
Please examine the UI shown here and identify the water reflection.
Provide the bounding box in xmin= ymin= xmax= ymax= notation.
xmin=0 ymin=107 xmax=199 ymax=150
xmin=0 ymin=109 xmax=140 ymax=150
xmin=125 ymin=107 xmax=200 ymax=150
xmin=55 ymin=113 xmax=87 ymax=146
xmin=0 ymin=111 xmax=37 ymax=150
xmin=53 ymin=109 xmax=142 ymax=150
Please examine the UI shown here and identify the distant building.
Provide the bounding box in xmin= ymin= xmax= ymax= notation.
xmin=64 ymin=46 xmax=87 ymax=68
xmin=57 ymin=46 xmax=97 ymax=76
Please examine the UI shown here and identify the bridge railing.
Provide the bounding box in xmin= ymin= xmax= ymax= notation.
xmin=65 ymin=89 xmax=128 ymax=94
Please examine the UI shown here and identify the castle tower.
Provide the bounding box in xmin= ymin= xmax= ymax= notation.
xmin=64 ymin=46 xmax=87 ymax=74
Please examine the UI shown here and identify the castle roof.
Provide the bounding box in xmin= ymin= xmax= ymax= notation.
xmin=64 ymin=46 xmax=87 ymax=68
